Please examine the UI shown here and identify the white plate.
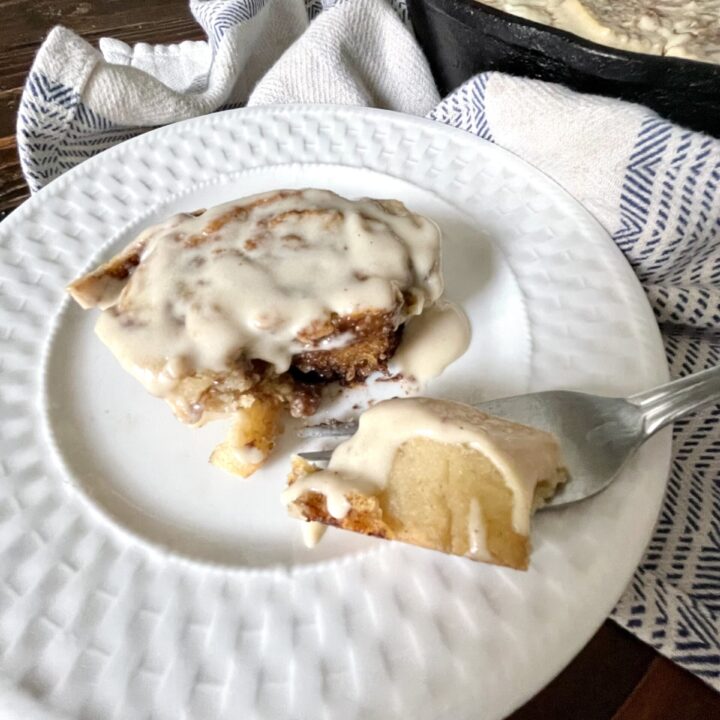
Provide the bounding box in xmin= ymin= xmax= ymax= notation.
xmin=0 ymin=106 xmax=669 ymax=720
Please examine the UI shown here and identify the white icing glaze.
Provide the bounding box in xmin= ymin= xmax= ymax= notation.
xmin=285 ymin=397 xmax=563 ymax=535
xmin=283 ymin=469 xmax=361 ymax=519
xmin=392 ymin=300 xmax=470 ymax=383
xmin=232 ymin=445 xmax=264 ymax=466
xmin=467 ymin=498 xmax=492 ymax=561
xmin=73 ymin=189 xmax=443 ymax=402
xmin=479 ymin=0 xmax=720 ymax=63
xmin=301 ymin=521 xmax=327 ymax=548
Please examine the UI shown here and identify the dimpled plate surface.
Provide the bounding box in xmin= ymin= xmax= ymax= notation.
xmin=0 ymin=106 xmax=670 ymax=720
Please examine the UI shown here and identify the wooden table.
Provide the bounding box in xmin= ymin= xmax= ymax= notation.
xmin=0 ymin=2 xmax=717 ymax=718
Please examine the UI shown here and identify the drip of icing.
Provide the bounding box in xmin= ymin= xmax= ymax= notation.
xmin=72 ymin=189 xmax=443 ymax=400
xmin=233 ymin=446 xmax=264 ymax=466
xmin=285 ymin=397 xmax=563 ymax=535
xmin=467 ymin=498 xmax=491 ymax=561
xmin=301 ymin=521 xmax=327 ymax=548
xmin=282 ymin=469 xmax=372 ymax=520
xmin=391 ymin=300 xmax=470 ymax=383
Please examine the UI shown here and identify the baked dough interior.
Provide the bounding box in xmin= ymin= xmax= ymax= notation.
xmin=284 ymin=397 xmax=567 ymax=569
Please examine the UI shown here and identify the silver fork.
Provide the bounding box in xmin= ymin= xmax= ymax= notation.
xmin=297 ymin=366 xmax=720 ymax=508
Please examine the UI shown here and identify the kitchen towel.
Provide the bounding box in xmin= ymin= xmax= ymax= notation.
xmin=17 ymin=0 xmax=720 ymax=690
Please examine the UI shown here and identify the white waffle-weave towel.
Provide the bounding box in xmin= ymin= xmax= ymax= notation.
xmin=17 ymin=0 xmax=720 ymax=689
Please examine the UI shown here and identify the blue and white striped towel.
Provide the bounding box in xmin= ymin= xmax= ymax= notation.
xmin=17 ymin=0 xmax=720 ymax=690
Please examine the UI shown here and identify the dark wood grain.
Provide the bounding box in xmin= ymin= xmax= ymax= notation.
xmin=613 ymin=656 xmax=718 ymax=720
xmin=0 ymin=0 xmax=203 ymax=212
xmin=508 ymin=623 xmax=655 ymax=720
xmin=0 ymin=2 xmax=719 ymax=718
xmin=508 ymin=623 xmax=719 ymax=720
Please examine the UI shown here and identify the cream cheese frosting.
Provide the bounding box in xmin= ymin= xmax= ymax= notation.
xmin=69 ymin=189 xmax=444 ymax=402
xmin=391 ymin=300 xmax=470 ymax=384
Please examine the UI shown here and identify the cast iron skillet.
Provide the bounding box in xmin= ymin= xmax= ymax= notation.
xmin=408 ymin=0 xmax=720 ymax=137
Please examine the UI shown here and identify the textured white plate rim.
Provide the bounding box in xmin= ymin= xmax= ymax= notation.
xmin=0 ymin=104 xmax=671 ymax=720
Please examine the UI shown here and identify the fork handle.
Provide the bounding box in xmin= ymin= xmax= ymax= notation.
xmin=629 ymin=365 xmax=720 ymax=437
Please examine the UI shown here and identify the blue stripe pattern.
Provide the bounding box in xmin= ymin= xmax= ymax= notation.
xmin=191 ymin=0 xmax=269 ymax=46
xmin=305 ymin=0 xmax=408 ymax=23
xmin=427 ymin=73 xmax=492 ymax=142
xmin=610 ymin=111 xmax=720 ymax=680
